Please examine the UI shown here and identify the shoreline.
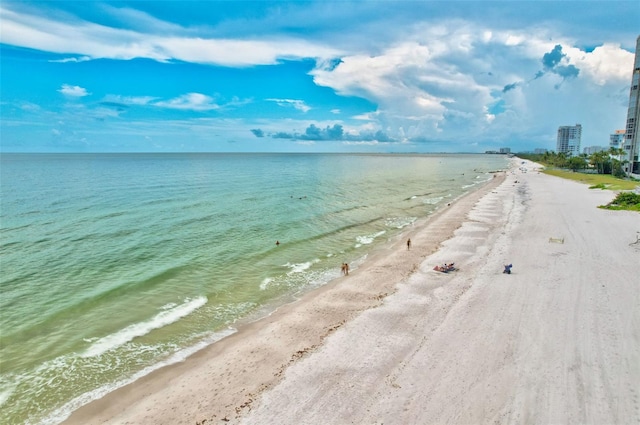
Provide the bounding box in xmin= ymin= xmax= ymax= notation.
xmin=63 ymin=166 xmax=508 ymax=424
xmin=240 ymin=160 xmax=639 ymax=424
xmin=64 ymin=158 xmax=639 ymax=425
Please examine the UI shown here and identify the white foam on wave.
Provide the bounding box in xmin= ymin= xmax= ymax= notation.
xmin=423 ymin=196 xmax=444 ymax=205
xmin=462 ymin=175 xmax=491 ymax=190
xmin=0 ymin=385 xmax=14 ymax=409
xmin=384 ymin=217 xmax=416 ymax=229
xmin=259 ymin=277 xmax=274 ymax=291
xmin=284 ymin=259 xmax=320 ymax=275
xmin=39 ymin=327 xmax=236 ymax=425
xmin=82 ymin=296 xmax=208 ymax=358
xmin=355 ymin=230 xmax=386 ymax=247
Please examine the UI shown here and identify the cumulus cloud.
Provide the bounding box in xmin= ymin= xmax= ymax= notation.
xmin=250 ymin=123 xmax=395 ymax=143
xmin=540 ymin=44 xmax=580 ymax=80
xmin=309 ymin=25 xmax=633 ymax=145
xmin=58 ymin=84 xmax=90 ymax=97
xmin=266 ymin=99 xmax=311 ymax=113
xmin=154 ymin=93 xmax=220 ymax=111
xmin=2 ymin=2 xmax=635 ymax=152
xmin=568 ymin=43 xmax=635 ymax=86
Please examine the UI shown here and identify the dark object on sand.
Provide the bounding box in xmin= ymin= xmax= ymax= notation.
xmin=434 ymin=263 xmax=457 ymax=273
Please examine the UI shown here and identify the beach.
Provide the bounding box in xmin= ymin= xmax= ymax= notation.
xmin=64 ymin=159 xmax=639 ymax=425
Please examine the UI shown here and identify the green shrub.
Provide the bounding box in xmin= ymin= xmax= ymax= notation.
xmin=612 ymin=192 xmax=640 ymax=206
xmin=600 ymin=192 xmax=640 ymax=211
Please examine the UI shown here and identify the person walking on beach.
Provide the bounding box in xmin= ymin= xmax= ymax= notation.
xmin=341 ymin=262 xmax=349 ymax=275
xmin=407 ymin=238 xmax=411 ymax=250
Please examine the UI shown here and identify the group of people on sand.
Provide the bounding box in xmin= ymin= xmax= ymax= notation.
xmin=281 ymin=235 xmax=509 ymax=278
xmin=433 ymin=263 xmax=456 ymax=273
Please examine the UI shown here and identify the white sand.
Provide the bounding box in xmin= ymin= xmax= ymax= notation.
xmin=64 ymin=160 xmax=640 ymax=425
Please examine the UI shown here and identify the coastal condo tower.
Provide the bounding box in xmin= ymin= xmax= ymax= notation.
xmin=623 ymin=35 xmax=640 ymax=174
xmin=556 ymin=124 xmax=582 ymax=156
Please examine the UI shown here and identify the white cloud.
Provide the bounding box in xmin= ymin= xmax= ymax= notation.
xmin=0 ymin=5 xmax=342 ymax=66
xmin=154 ymin=93 xmax=220 ymax=111
xmin=310 ymin=23 xmax=634 ymax=147
xmin=49 ymin=56 xmax=92 ymax=63
xmin=19 ymin=102 xmax=41 ymax=111
xmin=58 ymin=84 xmax=90 ymax=97
xmin=566 ymin=43 xmax=635 ymax=85
xmin=103 ymin=95 xmax=157 ymax=106
xmin=343 ymin=140 xmax=386 ymax=146
xmin=353 ymin=112 xmax=378 ymax=121
xmin=1 ymin=2 xmax=635 ymax=152
xmin=266 ymin=99 xmax=311 ymax=113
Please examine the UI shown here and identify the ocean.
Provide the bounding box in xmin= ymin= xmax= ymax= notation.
xmin=0 ymin=153 xmax=508 ymax=424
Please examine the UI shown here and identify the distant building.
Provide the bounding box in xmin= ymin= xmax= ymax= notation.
xmin=557 ymin=124 xmax=582 ymax=156
xmin=610 ymin=129 xmax=626 ymax=150
xmin=534 ymin=148 xmax=548 ymax=154
xmin=584 ymin=146 xmax=606 ymax=155
xmin=623 ymin=35 xmax=640 ymax=174
xmin=484 ymin=148 xmax=511 ymax=154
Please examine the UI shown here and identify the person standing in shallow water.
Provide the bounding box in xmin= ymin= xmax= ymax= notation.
xmin=407 ymin=238 xmax=411 ymax=250
xmin=341 ymin=263 xmax=349 ymax=275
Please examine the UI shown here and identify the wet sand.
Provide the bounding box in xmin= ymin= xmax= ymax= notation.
xmin=64 ymin=160 xmax=640 ymax=425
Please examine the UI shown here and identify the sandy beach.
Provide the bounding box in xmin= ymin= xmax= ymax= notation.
xmin=64 ymin=159 xmax=639 ymax=425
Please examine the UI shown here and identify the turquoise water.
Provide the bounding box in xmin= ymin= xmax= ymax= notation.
xmin=0 ymin=153 xmax=507 ymax=424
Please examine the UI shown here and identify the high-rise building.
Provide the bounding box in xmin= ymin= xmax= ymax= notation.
xmin=556 ymin=124 xmax=582 ymax=156
xmin=623 ymin=35 xmax=640 ymax=174
xmin=610 ymin=129 xmax=626 ymax=150
xmin=584 ymin=146 xmax=606 ymax=155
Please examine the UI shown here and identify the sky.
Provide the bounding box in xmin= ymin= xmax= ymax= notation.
xmin=0 ymin=1 xmax=638 ymax=153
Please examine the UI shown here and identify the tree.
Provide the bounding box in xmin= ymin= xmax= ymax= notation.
xmin=589 ymin=151 xmax=610 ymax=174
xmin=568 ymin=156 xmax=586 ymax=171
xmin=609 ymin=147 xmax=626 ymax=177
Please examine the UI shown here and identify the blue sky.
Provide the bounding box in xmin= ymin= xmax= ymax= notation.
xmin=0 ymin=1 xmax=638 ymax=153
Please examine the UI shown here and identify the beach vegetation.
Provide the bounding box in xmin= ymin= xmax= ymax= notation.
xmin=540 ymin=168 xmax=639 ymax=190
xmin=567 ymin=156 xmax=587 ymax=171
xmin=516 ymin=152 xmax=639 ymax=191
xmin=518 ymin=149 xmax=632 ymax=178
xmin=599 ymin=192 xmax=640 ymax=211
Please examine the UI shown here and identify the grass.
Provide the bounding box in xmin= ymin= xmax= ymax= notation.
xmin=599 ymin=192 xmax=640 ymax=212
xmin=541 ymin=168 xmax=640 ymax=212
xmin=542 ymin=168 xmax=639 ymax=191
